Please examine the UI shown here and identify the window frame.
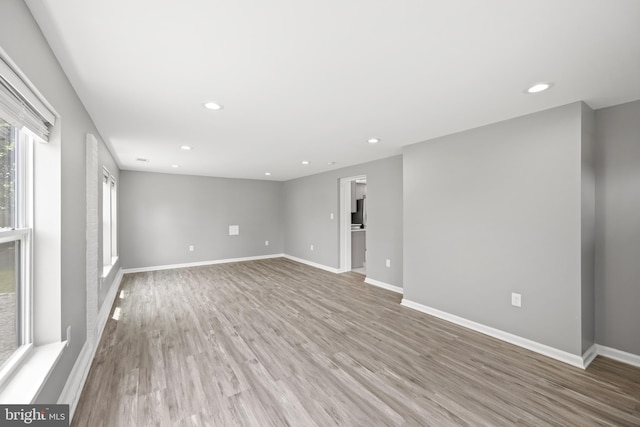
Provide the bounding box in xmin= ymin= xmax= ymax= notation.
xmin=102 ymin=167 xmax=117 ymax=277
xmin=110 ymin=175 xmax=117 ymax=262
xmin=0 ymin=46 xmax=64 ymax=403
xmin=0 ymin=125 xmax=34 ymax=388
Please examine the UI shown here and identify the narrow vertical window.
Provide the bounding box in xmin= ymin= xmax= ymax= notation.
xmin=110 ymin=177 xmax=117 ymax=261
xmin=102 ymin=170 xmax=110 ymax=273
xmin=102 ymin=169 xmax=117 ymax=276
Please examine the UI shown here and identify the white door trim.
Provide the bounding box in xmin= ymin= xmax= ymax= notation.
xmin=339 ymin=174 xmax=366 ymax=273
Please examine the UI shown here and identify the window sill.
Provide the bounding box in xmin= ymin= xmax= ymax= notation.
xmin=102 ymin=256 xmax=119 ymax=279
xmin=0 ymin=341 xmax=66 ymax=403
xmin=102 ymin=264 xmax=112 ymax=278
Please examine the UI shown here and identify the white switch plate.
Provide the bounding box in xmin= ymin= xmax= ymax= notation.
xmin=310 ymin=244 xmax=314 ymax=251
xmin=511 ymin=293 xmax=522 ymax=307
xmin=386 ymin=259 xmax=391 ymax=268
xmin=66 ymin=325 xmax=71 ymax=347
xmin=189 ymin=245 xmax=194 ymax=252
xmin=229 ymin=225 xmax=239 ymax=235
xmin=265 ymin=240 xmax=269 ymax=246
xmin=330 ymin=213 xmax=334 ymax=220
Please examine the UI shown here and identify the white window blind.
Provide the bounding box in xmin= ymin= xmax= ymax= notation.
xmin=0 ymin=51 xmax=56 ymax=141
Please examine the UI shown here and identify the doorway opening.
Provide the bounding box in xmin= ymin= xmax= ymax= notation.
xmin=339 ymin=175 xmax=367 ymax=275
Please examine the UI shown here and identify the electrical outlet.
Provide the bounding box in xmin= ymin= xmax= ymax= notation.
xmin=511 ymin=293 xmax=522 ymax=307
xmin=189 ymin=245 xmax=194 ymax=252
xmin=265 ymin=240 xmax=269 ymax=246
xmin=66 ymin=325 xmax=71 ymax=347
xmin=386 ymin=259 xmax=391 ymax=268
xmin=310 ymin=244 xmax=314 ymax=251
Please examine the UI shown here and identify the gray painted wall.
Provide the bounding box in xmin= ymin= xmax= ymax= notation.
xmin=403 ymin=103 xmax=585 ymax=355
xmin=595 ymin=100 xmax=640 ymax=355
xmin=119 ymin=171 xmax=284 ymax=269
xmin=283 ymin=155 xmax=403 ymax=288
xmin=580 ymin=103 xmax=596 ymax=354
xmin=0 ymin=0 xmax=121 ymax=402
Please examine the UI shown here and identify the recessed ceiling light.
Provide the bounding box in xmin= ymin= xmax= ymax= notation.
xmin=368 ymin=138 xmax=380 ymax=144
xmin=180 ymin=145 xmax=192 ymax=150
xmin=171 ymin=164 xmax=179 ymax=168
xmin=265 ymin=172 xmax=272 ymax=176
xmin=526 ymin=82 xmax=553 ymax=94
xmin=301 ymin=160 xmax=310 ymax=165
xmin=136 ymin=158 xmax=149 ymax=163
xmin=203 ymin=102 xmax=223 ymax=110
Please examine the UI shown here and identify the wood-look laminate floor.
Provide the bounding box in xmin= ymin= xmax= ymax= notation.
xmin=72 ymin=258 xmax=640 ymax=426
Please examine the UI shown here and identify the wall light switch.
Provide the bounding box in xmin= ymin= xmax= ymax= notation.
xmin=229 ymin=225 xmax=239 ymax=235
xmin=511 ymin=293 xmax=522 ymax=307
xmin=386 ymin=259 xmax=391 ymax=268
xmin=330 ymin=213 xmax=334 ymax=220
xmin=265 ymin=240 xmax=269 ymax=246
xmin=66 ymin=325 xmax=71 ymax=347
xmin=310 ymin=244 xmax=314 ymax=251
xmin=189 ymin=245 xmax=194 ymax=252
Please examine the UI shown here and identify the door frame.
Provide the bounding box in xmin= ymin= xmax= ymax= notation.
xmin=339 ymin=174 xmax=366 ymax=273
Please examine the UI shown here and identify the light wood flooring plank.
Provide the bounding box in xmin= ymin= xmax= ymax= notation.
xmin=72 ymin=258 xmax=640 ymax=426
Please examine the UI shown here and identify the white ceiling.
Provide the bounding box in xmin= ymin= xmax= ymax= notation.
xmin=26 ymin=0 xmax=640 ymax=181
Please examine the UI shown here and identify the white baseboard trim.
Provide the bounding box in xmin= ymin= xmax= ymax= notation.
xmin=57 ymin=341 xmax=92 ymax=414
xmin=282 ymin=254 xmax=341 ymax=274
xmin=400 ymin=298 xmax=588 ymax=369
xmin=121 ymin=254 xmax=285 ymax=273
xmin=58 ymin=267 xmax=124 ymax=420
xmin=95 ymin=268 xmax=123 ymax=338
xmin=582 ymin=344 xmax=598 ymax=368
xmin=596 ymin=344 xmax=640 ymax=368
xmin=364 ymin=277 xmax=403 ymax=294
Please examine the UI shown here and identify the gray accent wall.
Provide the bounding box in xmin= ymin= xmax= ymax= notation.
xmin=403 ymin=103 xmax=590 ymax=355
xmin=595 ymin=100 xmax=640 ymax=355
xmin=119 ymin=171 xmax=284 ymax=269
xmin=0 ymin=0 xmax=121 ymax=402
xmin=283 ymin=156 xmax=403 ymax=288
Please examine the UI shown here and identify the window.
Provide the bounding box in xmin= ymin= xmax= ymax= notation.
xmin=102 ymin=168 xmax=117 ymax=276
xmin=0 ymin=117 xmax=33 ymax=374
xmin=111 ymin=176 xmax=117 ymax=260
xmin=0 ymin=49 xmax=57 ymax=391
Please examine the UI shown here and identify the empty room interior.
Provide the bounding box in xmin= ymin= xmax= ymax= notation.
xmin=1 ymin=0 xmax=639 ymax=425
